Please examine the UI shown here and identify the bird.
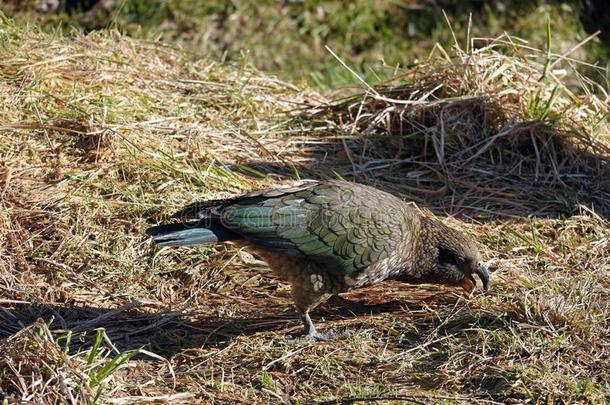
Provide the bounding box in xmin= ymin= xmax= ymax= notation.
xmin=147 ymin=180 xmax=490 ymax=340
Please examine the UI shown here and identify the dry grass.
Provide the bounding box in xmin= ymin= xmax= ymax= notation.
xmin=1 ymin=15 xmax=609 ymax=405
xmin=306 ymin=34 xmax=610 ymax=219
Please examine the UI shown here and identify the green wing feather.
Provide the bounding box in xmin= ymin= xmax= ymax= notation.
xmin=219 ymin=180 xmax=409 ymax=276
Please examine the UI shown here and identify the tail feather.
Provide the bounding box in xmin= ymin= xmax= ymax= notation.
xmin=146 ymin=219 xmax=242 ymax=247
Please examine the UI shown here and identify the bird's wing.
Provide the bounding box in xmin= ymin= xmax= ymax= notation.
xmin=221 ymin=181 xmax=410 ymax=275
xmin=171 ymin=181 xmax=319 ymax=220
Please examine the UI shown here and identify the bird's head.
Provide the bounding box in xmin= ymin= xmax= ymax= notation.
xmin=420 ymin=219 xmax=490 ymax=292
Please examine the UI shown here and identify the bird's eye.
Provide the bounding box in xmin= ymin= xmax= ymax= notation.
xmin=456 ymin=256 xmax=465 ymax=264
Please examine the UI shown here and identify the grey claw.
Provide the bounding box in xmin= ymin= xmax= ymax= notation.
xmin=285 ymin=329 xmax=350 ymax=344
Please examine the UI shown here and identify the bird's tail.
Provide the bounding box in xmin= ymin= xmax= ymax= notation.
xmin=146 ymin=218 xmax=242 ymax=247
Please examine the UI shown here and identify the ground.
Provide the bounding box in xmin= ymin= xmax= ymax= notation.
xmin=0 ymin=10 xmax=609 ymax=405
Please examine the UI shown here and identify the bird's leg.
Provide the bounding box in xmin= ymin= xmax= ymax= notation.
xmin=301 ymin=311 xmax=316 ymax=335
xmin=291 ymin=284 xmax=341 ymax=341
xmin=299 ymin=310 xmax=331 ymax=341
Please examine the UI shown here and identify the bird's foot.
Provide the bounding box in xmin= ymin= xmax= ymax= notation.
xmin=286 ymin=311 xmax=350 ymax=344
xmin=303 ymin=330 xmax=333 ymax=342
xmin=286 ymin=328 xmax=350 ymax=344
xmin=305 ymin=328 xmax=350 ymax=341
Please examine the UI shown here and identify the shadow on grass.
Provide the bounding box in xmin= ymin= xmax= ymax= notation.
xmin=235 ymin=95 xmax=610 ymax=220
xmin=0 ymin=298 xmax=415 ymax=355
xmin=0 ymin=288 xmax=470 ymax=357
xmin=0 ymin=303 xmax=292 ymax=354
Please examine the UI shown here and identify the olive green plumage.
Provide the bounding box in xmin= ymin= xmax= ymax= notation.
xmin=221 ymin=181 xmax=409 ymax=275
xmin=147 ymin=180 xmax=490 ymax=340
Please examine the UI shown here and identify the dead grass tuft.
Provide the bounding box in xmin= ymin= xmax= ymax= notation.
xmin=306 ymin=34 xmax=610 ymax=219
xmin=0 ymin=321 xmax=94 ymax=404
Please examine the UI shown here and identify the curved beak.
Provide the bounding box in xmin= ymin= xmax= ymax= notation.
xmin=474 ymin=263 xmax=490 ymax=291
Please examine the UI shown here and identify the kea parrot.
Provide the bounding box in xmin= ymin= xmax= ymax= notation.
xmin=147 ymin=180 xmax=490 ymax=340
